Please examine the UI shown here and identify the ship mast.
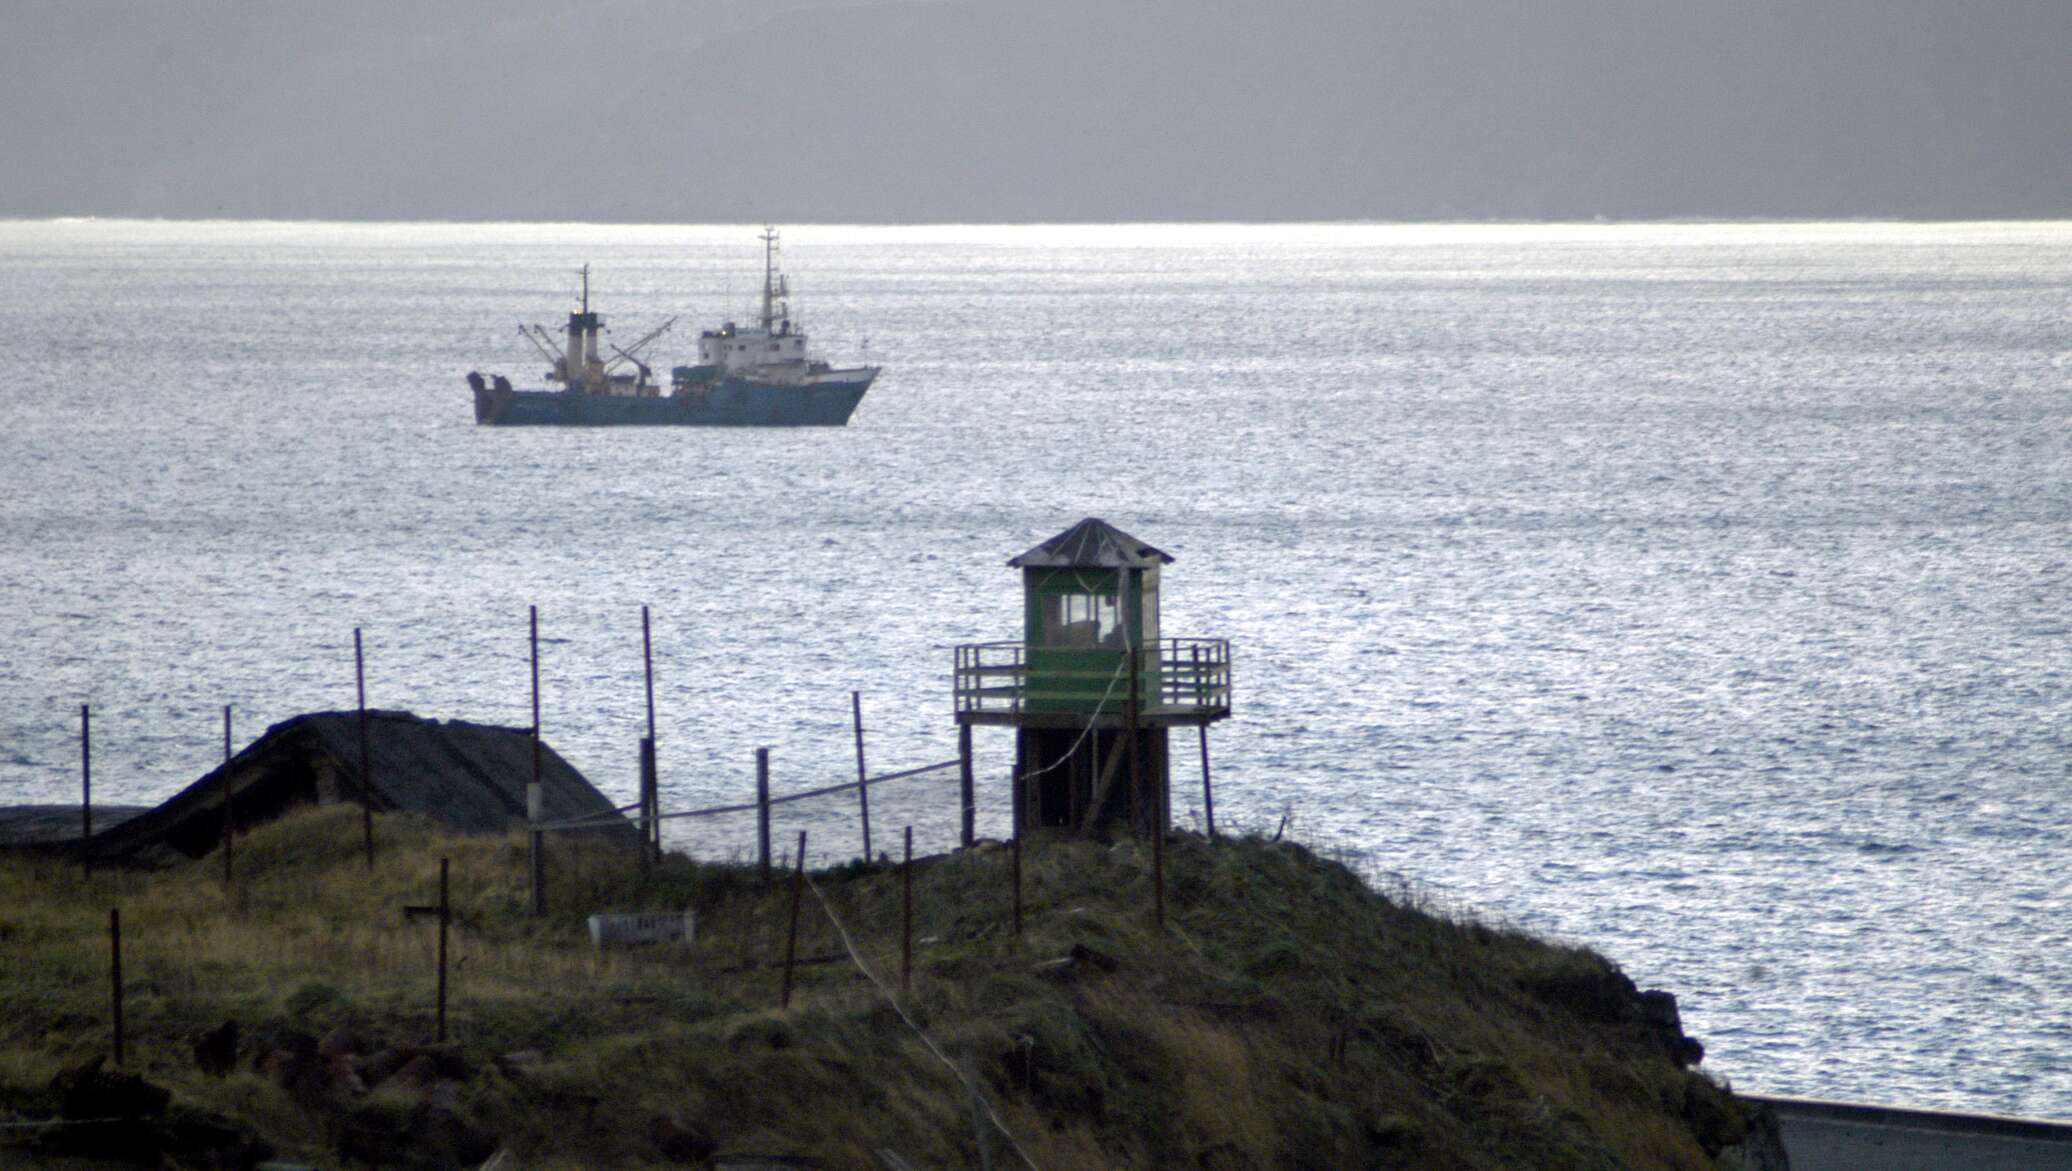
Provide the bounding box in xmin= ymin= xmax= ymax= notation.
xmin=758 ymin=226 xmax=790 ymax=332
xmin=563 ymin=263 xmax=603 ymax=391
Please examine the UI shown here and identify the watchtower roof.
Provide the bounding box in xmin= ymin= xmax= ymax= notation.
xmin=1008 ymin=517 xmax=1174 ymax=569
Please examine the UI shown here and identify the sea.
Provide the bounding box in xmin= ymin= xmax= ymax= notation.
xmin=1 ymin=219 xmax=2067 ymax=1118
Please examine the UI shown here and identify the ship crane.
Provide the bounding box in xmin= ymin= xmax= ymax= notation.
xmin=519 ymin=325 xmax=561 ymax=367
xmin=603 ymin=315 xmax=679 ymax=376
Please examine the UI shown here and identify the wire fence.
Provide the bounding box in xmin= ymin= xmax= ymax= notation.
xmin=536 ymin=754 xmax=968 ymax=872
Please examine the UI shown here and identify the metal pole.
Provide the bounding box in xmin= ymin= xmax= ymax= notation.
xmin=756 ymin=748 xmax=772 ymax=885
xmin=638 ymin=737 xmax=656 ymax=879
xmin=356 ymin=629 xmax=372 ymax=871
xmin=958 ymin=724 xmax=975 ymax=849
xmin=79 ymin=704 xmax=91 ymax=879
xmin=222 ymin=704 xmax=234 ymax=884
xmin=641 ymin=604 xmax=656 ymax=744
xmin=436 ymin=858 xmax=449 ymax=1043
xmin=851 ymin=690 xmax=872 ymax=860
xmin=901 ymin=825 xmax=914 ymax=995
xmin=781 ymin=831 xmax=807 ymax=1009
xmin=108 ymin=907 xmax=123 ymax=1067
xmin=529 ymin=607 xmax=544 ymax=916
xmin=641 ymin=604 xmax=659 ymax=865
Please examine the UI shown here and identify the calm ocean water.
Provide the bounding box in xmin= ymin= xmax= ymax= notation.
xmin=2 ymin=220 xmax=2067 ymax=1115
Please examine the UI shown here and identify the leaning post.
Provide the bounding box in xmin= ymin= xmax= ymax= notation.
xmin=851 ymin=690 xmax=873 ymax=860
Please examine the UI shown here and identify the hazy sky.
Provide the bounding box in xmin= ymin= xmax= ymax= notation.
xmin=3 ymin=0 xmax=2066 ymax=221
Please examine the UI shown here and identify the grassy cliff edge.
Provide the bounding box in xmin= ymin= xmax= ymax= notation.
xmin=1 ymin=806 xmax=1769 ymax=1169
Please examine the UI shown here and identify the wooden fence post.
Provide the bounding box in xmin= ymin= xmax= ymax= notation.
xmin=529 ymin=607 xmax=545 ymax=916
xmin=756 ymin=748 xmax=772 ymax=885
xmin=851 ymin=691 xmax=873 ymax=860
xmin=79 ymin=704 xmax=91 ymax=879
xmin=641 ymin=604 xmax=658 ymax=867
xmin=781 ymin=831 xmax=807 ymax=1009
xmin=223 ymin=704 xmax=235 ymax=884
xmin=356 ymin=628 xmax=373 ymax=871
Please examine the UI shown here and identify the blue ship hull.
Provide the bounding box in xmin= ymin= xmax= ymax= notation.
xmin=473 ymin=374 xmax=872 ymax=427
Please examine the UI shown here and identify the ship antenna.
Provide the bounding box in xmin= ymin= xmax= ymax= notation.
xmin=582 ymin=263 xmax=590 ymax=315
xmin=760 ymin=226 xmax=780 ymax=331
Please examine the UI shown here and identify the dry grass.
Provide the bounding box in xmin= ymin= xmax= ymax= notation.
xmin=0 ymin=806 xmax=1747 ymax=1169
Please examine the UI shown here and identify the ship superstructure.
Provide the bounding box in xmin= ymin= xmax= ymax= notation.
xmin=466 ymin=230 xmax=879 ymax=427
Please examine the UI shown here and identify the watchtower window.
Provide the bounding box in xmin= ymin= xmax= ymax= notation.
xmin=1042 ymin=591 xmax=1121 ymax=648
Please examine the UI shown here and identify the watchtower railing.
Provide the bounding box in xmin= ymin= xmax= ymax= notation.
xmin=954 ymin=637 xmax=1231 ymax=717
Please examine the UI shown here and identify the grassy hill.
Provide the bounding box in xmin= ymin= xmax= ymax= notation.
xmin=0 ymin=806 xmax=1765 ymax=1168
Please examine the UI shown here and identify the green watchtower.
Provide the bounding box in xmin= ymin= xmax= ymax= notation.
xmin=955 ymin=518 xmax=1232 ymax=838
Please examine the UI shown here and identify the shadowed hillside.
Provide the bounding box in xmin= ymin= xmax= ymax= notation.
xmin=0 ymin=806 xmax=1779 ymax=1168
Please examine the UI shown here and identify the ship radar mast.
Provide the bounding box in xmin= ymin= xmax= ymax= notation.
xmin=759 ymin=226 xmax=791 ymax=332
xmin=560 ymin=263 xmax=605 ymax=390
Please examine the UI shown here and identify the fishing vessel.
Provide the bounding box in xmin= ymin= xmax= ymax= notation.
xmin=468 ymin=228 xmax=879 ymax=426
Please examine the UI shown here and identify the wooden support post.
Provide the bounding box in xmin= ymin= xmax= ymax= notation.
xmin=756 ymin=748 xmax=772 ymax=885
xmin=851 ymin=690 xmax=872 ymax=860
xmin=1011 ymin=783 xmax=1024 ymax=939
xmin=1155 ymin=743 xmax=1167 ymax=934
xmin=1135 ymin=646 xmax=1152 ymax=829
xmin=79 ymin=704 xmax=91 ymax=879
xmin=222 ymin=704 xmax=235 ymax=884
xmin=1133 ymin=649 xmax=1162 ymax=931
xmin=958 ymin=724 xmax=975 ymax=849
xmin=901 ymin=825 xmax=914 ymax=996
xmin=108 ymin=907 xmax=123 ymax=1067
xmin=356 ymin=628 xmax=373 ymax=871
xmin=781 ymin=831 xmax=807 ymax=1009
xmin=528 ymin=607 xmax=544 ymax=916
xmin=1192 ymin=644 xmax=1217 ymax=841
xmin=436 ymin=858 xmax=450 ymax=1043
